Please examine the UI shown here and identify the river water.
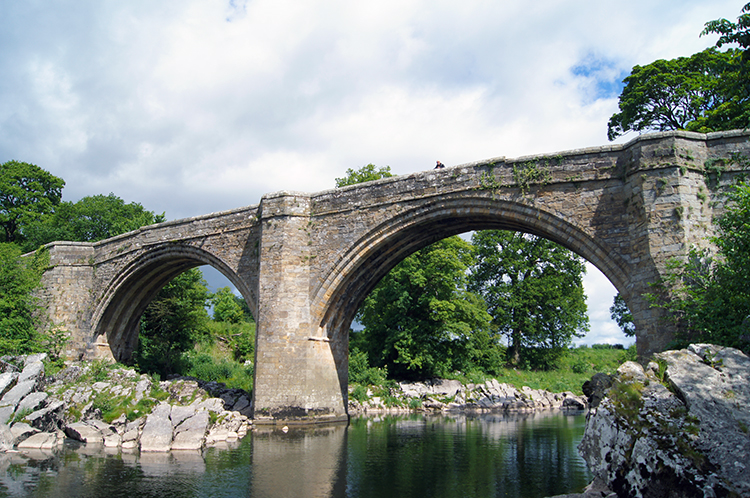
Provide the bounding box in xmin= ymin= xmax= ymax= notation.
xmin=0 ymin=410 xmax=592 ymax=498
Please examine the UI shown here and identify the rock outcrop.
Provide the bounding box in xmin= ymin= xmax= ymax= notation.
xmin=0 ymin=355 xmax=252 ymax=453
xmin=349 ymin=377 xmax=588 ymax=413
xmin=578 ymin=344 xmax=750 ymax=498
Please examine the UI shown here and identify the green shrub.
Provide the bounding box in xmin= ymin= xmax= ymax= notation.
xmin=349 ymin=347 xmax=388 ymax=386
xmin=350 ymin=384 xmax=369 ymax=403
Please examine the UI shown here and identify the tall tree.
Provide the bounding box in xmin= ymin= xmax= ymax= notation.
xmin=22 ymin=193 xmax=165 ymax=251
xmin=0 ymin=161 xmax=65 ymax=244
xmin=609 ymin=293 xmax=635 ymax=337
xmin=469 ymin=231 xmax=588 ymax=368
xmin=607 ymin=48 xmax=745 ymax=140
xmin=703 ymin=2 xmax=750 ymax=56
xmin=357 ymin=236 xmax=492 ymax=379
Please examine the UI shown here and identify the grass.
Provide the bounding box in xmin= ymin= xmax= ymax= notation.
xmin=350 ymin=344 xmax=635 ymax=396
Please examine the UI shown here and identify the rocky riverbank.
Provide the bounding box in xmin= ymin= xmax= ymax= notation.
xmin=0 ymin=354 xmax=251 ymax=453
xmin=349 ymin=377 xmax=588 ymax=413
xmin=577 ymin=344 xmax=750 ymax=498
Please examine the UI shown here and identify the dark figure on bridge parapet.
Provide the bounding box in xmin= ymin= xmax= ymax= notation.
xmin=435 ymin=161 xmax=445 ymax=169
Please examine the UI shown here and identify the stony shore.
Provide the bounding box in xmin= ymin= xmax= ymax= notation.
xmin=349 ymin=377 xmax=588 ymax=414
xmin=0 ymin=353 xmax=590 ymax=455
xmin=0 ymin=354 xmax=251 ymax=453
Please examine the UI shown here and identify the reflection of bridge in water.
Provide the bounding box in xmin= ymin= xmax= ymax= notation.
xmin=38 ymin=130 xmax=750 ymax=423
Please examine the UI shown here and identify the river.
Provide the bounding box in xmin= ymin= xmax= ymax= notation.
xmin=0 ymin=410 xmax=592 ymax=498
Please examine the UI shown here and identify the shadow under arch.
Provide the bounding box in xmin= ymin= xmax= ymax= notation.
xmin=92 ymin=244 xmax=256 ymax=362
xmin=312 ymin=195 xmax=634 ymax=399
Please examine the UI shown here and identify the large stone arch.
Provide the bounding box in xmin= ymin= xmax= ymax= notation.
xmin=310 ymin=195 xmax=638 ymax=407
xmin=315 ymin=195 xmax=631 ymax=339
xmin=92 ymin=244 xmax=254 ymax=362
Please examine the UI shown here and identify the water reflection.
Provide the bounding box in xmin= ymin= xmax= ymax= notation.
xmin=0 ymin=411 xmax=591 ymax=498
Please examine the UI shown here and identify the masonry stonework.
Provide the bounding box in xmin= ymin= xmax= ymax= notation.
xmin=37 ymin=130 xmax=750 ymax=424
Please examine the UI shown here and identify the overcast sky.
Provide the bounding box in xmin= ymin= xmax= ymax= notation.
xmin=1 ymin=0 xmax=743 ymax=346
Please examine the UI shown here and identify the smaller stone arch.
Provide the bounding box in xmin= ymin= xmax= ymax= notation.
xmin=91 ymin=244 xmax=254 ymax=362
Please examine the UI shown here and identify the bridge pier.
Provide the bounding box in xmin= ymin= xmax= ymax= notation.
xmin=251 ymin=192 xmax=348 ymax=424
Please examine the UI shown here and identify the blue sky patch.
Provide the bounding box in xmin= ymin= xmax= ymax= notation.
xmin=571 ymin=55 xmax=627 ymax=101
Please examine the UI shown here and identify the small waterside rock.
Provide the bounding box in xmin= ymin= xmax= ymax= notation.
xmin=578 ymin=344 xmax=750 ymax=498
xmin=349 ymin=377 xmax=588 ymax=413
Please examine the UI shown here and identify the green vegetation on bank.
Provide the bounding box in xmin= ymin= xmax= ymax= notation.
xmin=350 ymin=344 xmax=636 ymax=398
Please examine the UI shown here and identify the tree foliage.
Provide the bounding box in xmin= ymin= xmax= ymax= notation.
xmin=21 ymin=193 xmax=165 ymax=251
xmin=135 ymin=268 xmax=211 ymax=377
xmin=211 ymin=286 xmax=246 ymax=324
xmin=609 ymin=293 xmax=635 ymax=337
xmin=335 ymin=164 xmax=393 ymax=187
xmin=355 ymin=236 xmax=492 ymax=379
xmin=469 ymin=231 xmax=589 ymax=369
xmin=0 ymin=244 xmax=49 ymax=355
xmin=650 ymin=182 xmax=750 ymax=353
xmin=702 ymin=2 xmax=750 ymax=56
xmin=0 ymin=161 xmax=65 ymax=244
xmin=607 ymin=48 xmax=746 ymax=140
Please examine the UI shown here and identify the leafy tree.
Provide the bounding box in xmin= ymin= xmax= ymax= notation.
xmin=0 ymin=161 xmax=65 ymax=244
xmin=356 ymin=236 xmax=492 ymax=379
xmin=135 ymin=268 xmax=211 ymax=377
xmin=609 ymin=293 xmax=635 ymax=337
xmin=22 ymin=193 xmax=165 ymax=252
xmin=211 ymin=286 xmax=246 ymax=324
xmin=335 ymin=164 xmax=393 ymax=187
xmin=651 ymin=182 xmax=750 ymax=353
xmin=469 ymin=230 xmax=588 ymax=369
xmin=607 ymin=48 xmax=746 ymax=140
xmin=0 ymin=244 xmax=49 ymax=355
xmin=702 ymin=2 xmax=750 ymax=57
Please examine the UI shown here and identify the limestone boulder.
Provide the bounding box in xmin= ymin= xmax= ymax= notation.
xmin=16 ymin=392 xmax=47 ymax=414
xmin=0 ymin=424 xmax=14 ymax=452
xmin=0 ymin=373 xmax=17 ymax=399
xmin=17 ymin=361 xmax=44 ymax=385
xmin=25 ymin=400 xmax=65 ymax=432
xmin=140 ymin=403 xmax=173 ymax=452
xmin=579 ymin=344 xmax=750 ymax=498
xmin=9 ymin=422 xmax=38 ymax=445
xmin=65 ymin=422 xmax=105 ymax=444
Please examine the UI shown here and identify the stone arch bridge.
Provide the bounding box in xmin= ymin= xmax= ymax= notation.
xmin=39 ymin=130 xmax=750 ymax=424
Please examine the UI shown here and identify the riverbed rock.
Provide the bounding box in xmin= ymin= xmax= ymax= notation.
xmin=581 ymin=373 xmax=613 ymax=409
xmin=65 ymin=422 xmax=105 ymax=444
xmin=17 ymin=361 xmax=44 ymax=385
xmin=354 ymin=378 xmax=587 ymax=413
xmin=25 ymin=400 xmax=65 ymax=432
xmin=172 ymin=411 xmax=209 ymax=450
xmin=9 ymin=422 xmax=38 ymax=444
xmin=0 ymin=373 xmax=17 ymax=399
xmin=0 ymin=425 xmax=13 ymax=452
xmin=140 ymin=402 xmax=173 ymax=452
xmin=578 ymin=344 xmax=750 ymax=498
xmin=16 ymin=392 xmax=47 ymax=414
